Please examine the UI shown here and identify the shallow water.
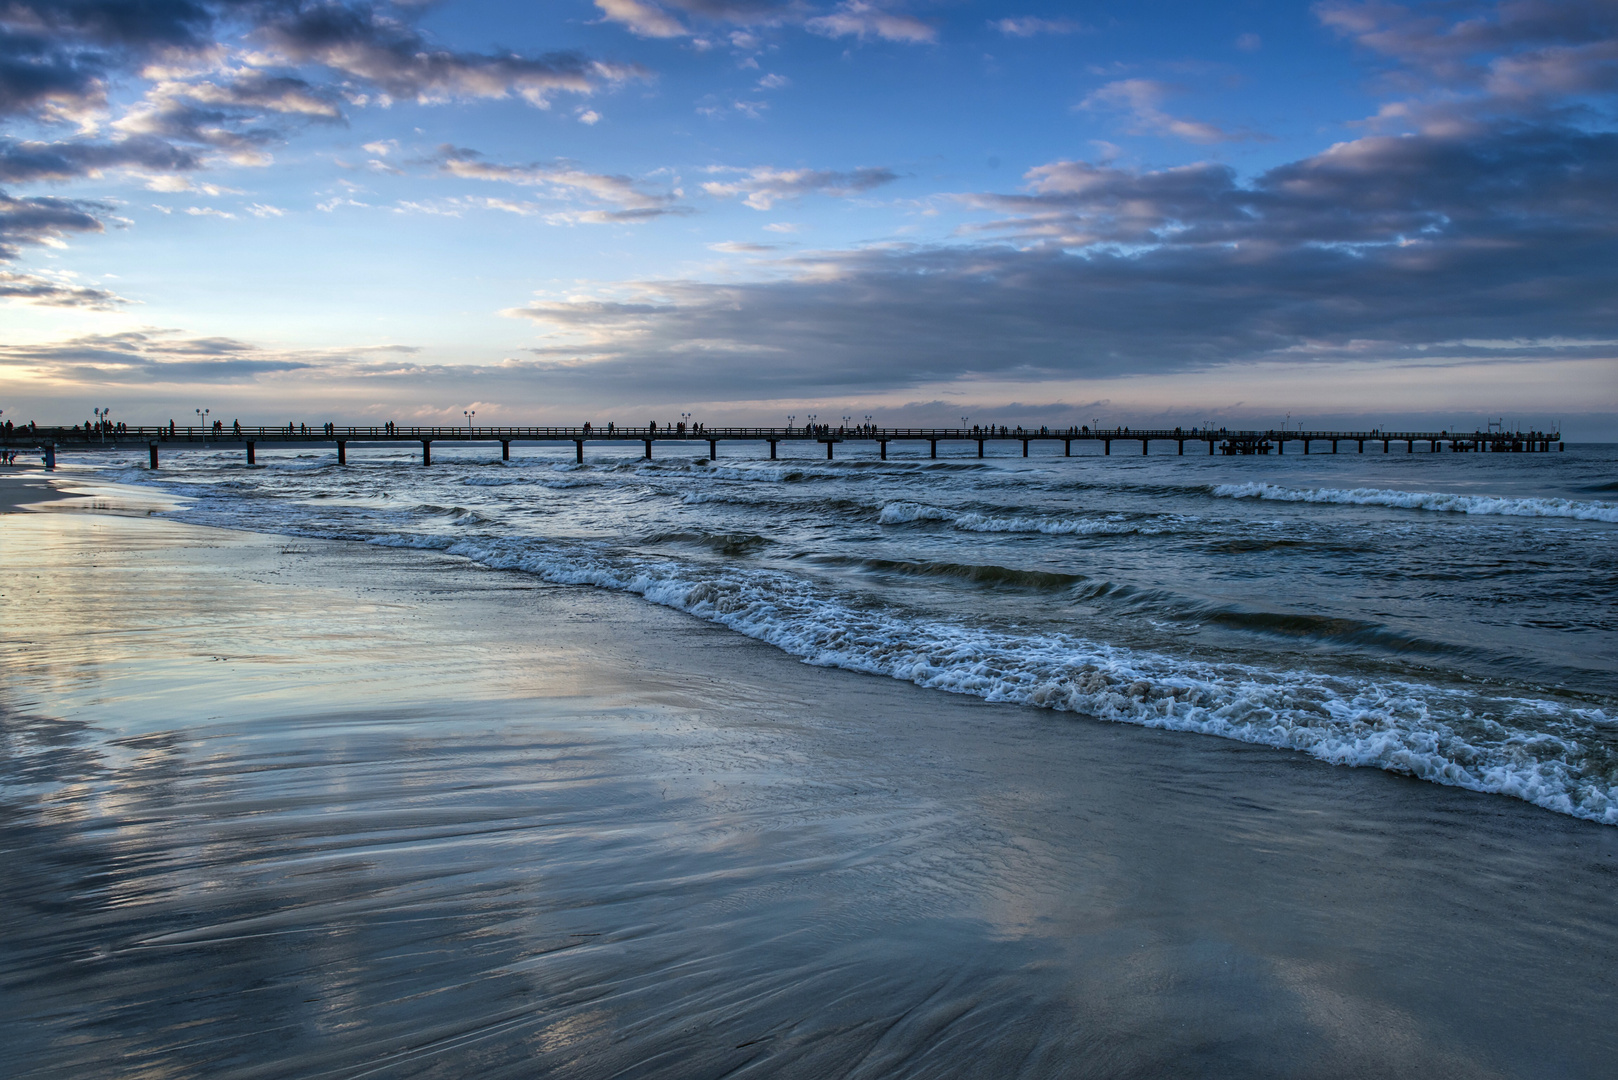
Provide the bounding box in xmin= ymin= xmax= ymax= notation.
xmin=4 ymin=511 xmax=1617 ymax=1079
xmin=89 ymin=438 xmax=1618 ymax=823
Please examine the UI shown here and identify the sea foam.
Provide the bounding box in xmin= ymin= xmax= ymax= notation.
xmin=1213 ymin=483 xmax=1618 ymax=522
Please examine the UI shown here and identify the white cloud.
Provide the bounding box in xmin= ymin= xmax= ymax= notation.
xmin=1078 ymin=79 xmax=1246 ymax=144
xmin=593 ymin=0 xmax=688 ymax=38
xmin=992 ymin=16 xmax=1086 ymax=37
xmin=702 ymin=165 xmax=899 ymax=209
xmin=806 ymin=2 xmax=936 ymax=44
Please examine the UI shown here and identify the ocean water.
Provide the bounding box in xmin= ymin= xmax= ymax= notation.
xmin=96 ymin=439 xmax=1618 ymax=824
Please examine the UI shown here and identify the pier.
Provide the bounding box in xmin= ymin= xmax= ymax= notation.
xmin=0 ymin=423 xmax=1564 ymax=469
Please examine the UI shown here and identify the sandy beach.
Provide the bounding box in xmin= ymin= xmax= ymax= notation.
xmin=3 ymin=471 xmax=1616 ymax=1079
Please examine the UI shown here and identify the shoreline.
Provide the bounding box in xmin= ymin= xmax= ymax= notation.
xmin=4 ymin=482 xmax=1617 ymax=1077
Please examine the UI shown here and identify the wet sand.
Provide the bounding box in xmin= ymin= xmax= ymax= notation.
xmin=3 ymin=480 xmax=1616 ymax=1078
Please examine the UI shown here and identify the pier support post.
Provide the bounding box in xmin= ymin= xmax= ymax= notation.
xmin=144 ymin=444 xmax=154 ymax=470
xmin=930 ymin=439 xmax=937 ymax=459
xmin=576 ymin=440 xmax=585 ymax=464
xmin=1104 ymin=439 xmax=1111 ymax=456
xmin=1277 ymin=439 xmax=1284 ymax=455
xmin=422 ymin=440 xmax=432 ymax=466
xmin=1208 ymin=440 xmax=1215 ymax=455
xmin=1177 ymin=440 xmax=1184 ymax=455
xmin=1358 ymin=439 xmax=1364 ymax=453
xmin=245 ymin=441 xmax=255 ymax=466
xmin=1142 ymin=439 xmax=1149 ymax=455
xmin=708 ymin=438 xmax=717 ymax=461
xmin=501 ymin=440 xmax=510 ymax=461
xmin=1332 ymin=440 xmax=1339 ymax=453
xmin=826 ymin=441 xmax=834 ymax=460
xmin=1022 ymin=439 xmax=1029 ymax=457
xmin=768 ymin=439 xmax=777 ymax=460
xmin=977 ymin=439 xmax=985 ymax=458
xmin=880 ymin=440 xmax=888 ymax=460
xmin=644 ymin=439 xmax=653 ymax=460
xmin=1382 ymin=440 xmax=1389 ymax=453
xmin=1303 ymin=439 xmax=1310 ymax=455
xmin=1406 ymin=440 xmax=1413 ymax=453
xmin=1065 ymin=439 xmax=1071 ymax=457
xmin=336 ymin=441 xmax=346 ymax=466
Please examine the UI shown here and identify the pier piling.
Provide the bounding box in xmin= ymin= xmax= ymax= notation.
xmin=421 ymin=440 xmax=432 ymax=466
xmin=575 ymin=440 xmax=585 ymax=464
xmin=644 ymin=439 xmax=653 ymax=460
xmin=245 ymin=442 xmax=255 ymax=466
xmin=145 ymin=444 xmax=154 ymax=470
xmin=768 ymin=439 xmax=777 ymax=460
xmin=709 ymin=438 xmax=718 ymax=461
xmin=880 ymin=440 xmax=888 ymax=460
xmin=336 ymin=441 xmax=346 ymax=466
xmin=501 ymin=440 xmax=510 ymax=461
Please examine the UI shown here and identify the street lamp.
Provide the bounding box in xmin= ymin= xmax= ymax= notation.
xmin=464 ymin=409 xmax=475 ymax=433
xmin=786 ymin=414 xmax=795 ymax=433
xmin=196 ymin=407 xmax=209 ymax=445
xmin=94 ymin=406 xmax=109 ymax=442
xmin=961 ymin=416 xmax=969 ymax=432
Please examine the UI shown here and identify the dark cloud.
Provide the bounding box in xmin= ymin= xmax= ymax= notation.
xmin=0 ymin=329 xmax=318 ymax=380
xmin=0 ymin=134 xmax=201 ymax=182
xmin=254 ymin=3 xmax=642 ymax=104
xmin=0 ymin=268 xmax=123 ymax=307
xmin=503 ymin=118 xmax=1618 ymax=399
xmin=0 ymin=188 xmax=110 ymax=258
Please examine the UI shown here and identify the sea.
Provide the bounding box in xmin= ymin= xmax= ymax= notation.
xmin=99 ymin=437 xmax=1618 ymax=825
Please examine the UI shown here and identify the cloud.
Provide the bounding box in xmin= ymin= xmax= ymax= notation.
xmin=432 ymin=145 xmax=688 ymax=220
xmin=805 ymin=2 xmax=936 ymax=43
xmin=0 ymin=269 xmax=125 ymax=309
xmin=702 ymin=164 xmax=899 ymax=208
xmin=1317 ymin=0 xmax=1618 ymax=128
xmin=708 ymin=240 xmax=778 ymax=252
xmin=992 ymin=16 xmax=1086 ymax=37
xmin=0 ymin=189 xmax=111 ymax=259
xmin=0 ymin=328 xmax=348 ymax=383
xmin=1078 ymin=79 xmax=1251 ymax=144
xmin=253 ymin=3 xmax=644 ymax=107
xmin=594 ymin=0 xmax=690 ymax=38
xmin=493 ymin=115 xmax=1618 ymax=399
xmin=1236 ymin=32 xmax=1262 ymax=52
xmin=0 ymin=134 xmax=203 ymax=182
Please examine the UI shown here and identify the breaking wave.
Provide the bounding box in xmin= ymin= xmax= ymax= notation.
xmin=1214 ymin=483 xmax=1618 ymax=522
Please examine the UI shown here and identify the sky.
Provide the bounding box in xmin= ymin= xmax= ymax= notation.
xmin=0 ymin=0 xmax=1614 ymax=434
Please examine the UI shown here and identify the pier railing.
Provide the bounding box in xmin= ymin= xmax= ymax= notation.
xmin=1 ymin=423 xmax=1565 ymax=468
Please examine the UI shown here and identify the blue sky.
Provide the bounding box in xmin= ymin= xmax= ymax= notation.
xmin=1 ymin=0 xmax=1614 ymax=433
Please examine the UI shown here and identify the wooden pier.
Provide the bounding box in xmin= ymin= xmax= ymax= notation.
xmin=0 ymin=423 xmax=1565 ymax=469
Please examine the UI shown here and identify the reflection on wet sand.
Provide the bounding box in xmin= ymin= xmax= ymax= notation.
xmin=3 ymin=504 xmax=1616 ymax=1078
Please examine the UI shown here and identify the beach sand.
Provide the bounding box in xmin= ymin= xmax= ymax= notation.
xmin=3 ymin=473 xmax=1615 ymax=1079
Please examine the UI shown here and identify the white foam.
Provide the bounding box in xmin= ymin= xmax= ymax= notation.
xmin=1214 ymin=482 xmax=1618 ymax=522
xmin=879 ymin=501 xmax=1141 ymax=535
xmin=366 ymin=530 xmax=1618 ymax=827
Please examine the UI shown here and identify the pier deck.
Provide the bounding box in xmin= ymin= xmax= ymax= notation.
xmin=1 ymin=424 xmax=1565 ymax=469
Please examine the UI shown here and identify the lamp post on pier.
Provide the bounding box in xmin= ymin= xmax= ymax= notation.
xmin=464 ymin=409 xmax=475 ymax=434
xmin=94 ymin=407 xmax=109 ymax=442
xmin=196 ymin=407 xmax=209 ymax=446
